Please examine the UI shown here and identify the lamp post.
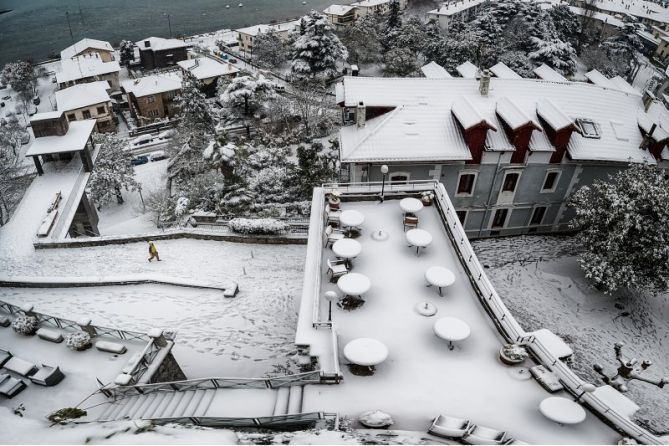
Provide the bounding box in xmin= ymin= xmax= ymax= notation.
xmin=380 ymin=164 xmax=389 ymax=203
xmin=574 ymin=383 xmax=596 ymax=402
xmin=325 ymin=291 xmax=338 ymax=322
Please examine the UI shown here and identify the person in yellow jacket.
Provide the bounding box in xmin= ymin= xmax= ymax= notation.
xmin=148 ymin=241 xmax=161 ymax=262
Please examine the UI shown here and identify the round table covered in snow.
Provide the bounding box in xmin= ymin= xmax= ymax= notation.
xmin=433 ymin=317 xmax=471 ymax=350
xmin=399 ymin=197 xmax=424 ymax=215
xmin=337 ymin=273 xmax=371 ymax=298
xmin=332 ymin=238 xmax=362 ymax=264
xmin=406 ymin=229 xmax=433 ymax=255
xmin=539 ymin=397 xmax=586 ymax=425
xmin=339 ymin=210 xmax=365 ymax=236
xmin=344 ymin=338 xmax=389 ymax=367
xmin=425 ymin=266 xmax=456 ymax=296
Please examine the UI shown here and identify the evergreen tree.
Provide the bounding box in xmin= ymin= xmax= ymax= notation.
xmin=118 ymin=40 xmax=135 ymax=66
xmin=386 ymin=0 xmax=402 ymax=31
xmin=294 ymin=141 xmax=337 ymax=199
xmin=340 ymin=14 xmax=383 ymax=64
xmin=290 ymin=10 xmax=348 ymax=81
xmin=569 ymin=163 xmax=669 ymax=294
xmin=221 ymin=75 xmax=277 ymax=116
xmin=251 ymin=30 xmax=288 ymax=68
xmin=602 ymin=24 xmax=643 ymax=75
xmin=383 ymin=46 xmax=420 ymax=77
xmin=547 ymin=5 xmax=582 ymax=48
xmin=88 ymin=133 xmax=140 ymax=206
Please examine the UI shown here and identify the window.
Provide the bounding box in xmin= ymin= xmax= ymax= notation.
xmin=502 ymin=172 xmax=520 ymax=192
xmin=82 ymin=110 xmax=91 ymax=119
xmin=491 ymin=209 xmax=509 ymax=229
xmin=456 ymin=210 xmax=468 ymax=226
xmin=541 ymin=170 xmax=561 ymax=193
xmin=67 ymin=113 xmax=76 ymax=121
xmin=146 ymin=95 xmax=156 ymax=103
xmin=576 ymin=118 xmax=601 ymax=139
xmin=456 ymin=172 xmax=477 ymax=196
xmin=389 ymin=172 xmax=410 ymax=184
xmin=530 ymin=206 xmax=547 ymax=226
xmin=97 ymin=106 xmax=106 ymax=114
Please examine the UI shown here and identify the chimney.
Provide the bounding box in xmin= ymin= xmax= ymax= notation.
xmin=479 ymin=69 xmax=491 ymax=96
xmin=144 ymin=40 xmax=151 ymax=48
xmin=356 ymin=101 xmax=366 ymax=128
xmin=643 ymin=123 xmax=668 ymax=158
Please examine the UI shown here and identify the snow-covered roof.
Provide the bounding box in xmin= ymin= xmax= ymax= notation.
xmin=452 ymin=96 xmax=496 ymax=130
xmin=592 ymin=386 xmax=640 ymax=419
xmin=121 ymin=73 xmax=182 ymax=97
xmin=61 ymin=38 xmax=114 ymax=60
xmin=489 ymin=62 xmax=522 ymax=79
xmin=136 ymin=37 xmax=190 ymax=52
xmin=637 ymin=29 xmax=660 ymax=45
xmin=351 ymin=0 xmax=393 ymax=7
xmin=568 ymin=6 xmax=624 ymax=28
xmin=25 ymin=120 xmax=96 ymax=156
xmin=55 ymin=81 xmax=110 ymax=111
xmin=456 ymin=61 xmax=478 ymax=79
xmin=56 ymin=55 xmax=120 ymax=84
xmin=421 ymin=61 xmax=452 ymax=79
xmin=638 ymin=111 xmax=669 ymax=142
xmin=177 ymin=57 xmax=239 ymax=80
xmin=533 ymin=63 xmax=568 ymax=82
xmin=323 ymin=4 xmax=356 ymax=15
xmin=496 ymin=97 xmax=538 ymax=130
xmin=428 ymin=0 xmax=486 ymax=16
xmin=609 ymin=76 xmax=640 ymax=96
xmin=236 ymin=21 xmax=299 ymax=36
xmin=582 ymin=0 xmax=669 ymax=24
xmin=31 ymin=111 xmax=64 ymax=121
xmin=585 ymin=69 xmax=616 ymax=89
xmin=338 ymin=76 xmax=656 ymax=163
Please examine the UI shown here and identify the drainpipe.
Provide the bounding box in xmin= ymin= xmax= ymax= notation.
xmin=478 ymin=152 xmax=503 ymax=238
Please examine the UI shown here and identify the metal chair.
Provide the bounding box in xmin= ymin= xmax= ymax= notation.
xmin=428 ymin=415 xmax=474 ymax=440
xmin=326 ymin=258 xmax=349 ymax=279
xmin=403 ymin=215 xmax=419 ymax=231
xmin=324 ymin=225 xmax=345 ymax=247
xmin=463 ymin=425 xmax=511 ymax=445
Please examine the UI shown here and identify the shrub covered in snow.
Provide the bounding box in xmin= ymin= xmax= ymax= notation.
xmin=11 ymin=315 xmax=39 ymax=335
xmin=499 ymin=343 xmax=529 ymax=364
xmin=65 ymin=331 xmax=92 ymax=351
xmin=48 ymin=407 xmax=87 ymax=423
xmin=228 ymin=218 xmax=288 ymax=235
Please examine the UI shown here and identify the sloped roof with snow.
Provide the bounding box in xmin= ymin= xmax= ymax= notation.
xmin=496 ymin=97 xmax=538 ymax=130
xmin=56 ymin=55 xmax=120 ymax=84
xmin=25 ymin=120 xmax=96 ymax=156
xmin=456 ymin=61 xmax=479 ymax=79
xmin=490 ymin=62 xmax=522 ymax=79
xmin=584 ymin=0 xmax=669 ymax=23
xmin=237 ymin=21 xmax=299 ymax=36
xmin=421 ymin=61 xmax=452 ymax=79
xmin=585 ymin=69 xmax=616 ymax=89
xmin=452 ymin=96 xmax=496 ymax=130
xmin=568 ymin=6 xmax=624 ymax=27
xmin=61 ymin=38 xmax=114 ymax=60
xmin=428 ymin=0 xmax=487 ymax=16
xmin=136 ymin=37 xmax=190 ymax=52
xmin=55 ymin=81 xmax=110 ymax=111
xmin=352 ymin=0 xmax=393 ymax=7
xmin=533 ymin=63 xmax=568 ymax=82
xmin=609 ymin=76 xmax=640 ymax=96
xmin=324 ymin=4 xmax=356 ymax=15
xmin=338 ymin=76 xmax=656 ymax=163
xmin=121 ymin=73 xmax=182 ymax=97
xmin=177 ymin=57 xmax=239 ymax=80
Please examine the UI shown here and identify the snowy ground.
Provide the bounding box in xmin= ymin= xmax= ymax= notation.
xmin=473 ymin=236 xmax=669 ymax=433
xmin=304 ymin=201 xmax=619 ymax=444
xmin=96 ymin=159 xmax=168 ymax=236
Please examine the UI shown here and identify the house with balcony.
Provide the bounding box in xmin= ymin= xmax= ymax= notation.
xmin=177 ymin=57 xmax=239 ymax=96
xmin=323 ymin=5 xmax=357 ymax=28
xmin=335 ymin=73 xmax=668 ymax=238
xmin=56 ymin=54 xmax=121 ymax=91
xmin=54 ymin=81 xmax=115 ymax=133
xmin=136 ymin=37 xmax=191 ymax=70
xmin=236 ymin=21 xmax=299 ymax=54
xmin=121 ymin=73 xmax=182 ymax=124
xmin=61 ymin=38 xmax=116 ymax=63
xmin=351 ymin=0 xmax=408 ymax=18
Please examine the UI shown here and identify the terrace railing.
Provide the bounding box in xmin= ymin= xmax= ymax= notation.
xmin=107 ymin=371 xmax=322 ymax=398
xmin=113 ymin=411 xmax=338 ymax=429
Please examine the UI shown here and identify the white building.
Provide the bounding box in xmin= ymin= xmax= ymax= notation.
xmin=351 ymin=0 xmax=408 ymax=18
xmin=236 ymin=21 xmax=299 ymax=54
xmin=56 ymin=54 xmax=121 ymax=91
xmin=323 ymin=4 xmax=358 ymax=28
xmin=428 ymin=0 xmax=489 ymax=32
xmin=61 ymin=38 xmax=115 ymax=62
xmin=54 ymin=81 xmax=115 ymax=132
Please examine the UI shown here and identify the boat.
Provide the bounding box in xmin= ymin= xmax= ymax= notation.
xmin=238 ymin=3 xmax=243 ymax=6
xmin=226 ymin=4 xmax=230 ymax=7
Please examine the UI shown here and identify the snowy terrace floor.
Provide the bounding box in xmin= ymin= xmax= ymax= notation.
xmin=0 ymin=323 xmax=146 ymax=421
xmin=303 ymin=200 xmax=619 ymax=444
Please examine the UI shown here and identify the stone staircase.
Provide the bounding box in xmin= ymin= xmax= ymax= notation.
xmin=96 ymin=385 xmax=306 ymax=422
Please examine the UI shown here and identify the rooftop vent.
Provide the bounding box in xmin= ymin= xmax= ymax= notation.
xmin=575 ymin=118 xmax=601 ymax=139
xmin=479 ymin=69 xmax=491 ymax=96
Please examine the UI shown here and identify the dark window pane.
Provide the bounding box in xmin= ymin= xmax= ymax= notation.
xmin=458 ymin=174 xmax=475 ymax=194
xmin=543 ymin=172 xmax=558 ymax=190
xmin=492 ymin=209 xmax=508 ymax=228
xmin=530 ymin=207 xmax=547 ymax=225
xmin=502 ymin=173 xmax=519 ymax=192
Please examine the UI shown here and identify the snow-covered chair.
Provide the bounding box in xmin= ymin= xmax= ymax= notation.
xmin=463 ymin=425 xmax=511 ymax=445
xmin=37 ymin=328 xmax=63 ymax=343
xmin=428 ymin=415 xmax=474 ymax=439
xmin=403 ymin=215 xmax=419 ymax=231
xmin=0 ymin=374 xmax=26 ymax=398
xmin=324 ymin=225 xmax=345 ymax=247
xmin=29 ymin=364 xmax=65 ymax=386
xmin=327 ymin=258 xmax=349 ymax=279
xmin=325 ymin=206 xmax=342 ymax=225
xmin=0 ymin=349 xmax=11 ymax=367
xmin=0 ymin=316 xmax=9 ymax=327
xmin=3 ymin=357 xmax=37 ymax=377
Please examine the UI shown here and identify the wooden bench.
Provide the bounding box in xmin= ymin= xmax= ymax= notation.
xmin=95 ymin=341 xmax=127 ymax=355
xmin=37 ymin=328 xmax=64 ymax=343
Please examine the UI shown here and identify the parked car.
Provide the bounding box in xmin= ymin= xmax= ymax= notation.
xmin=130 ymin=134 xmax=154 ymax=147
xmin=131 ymin=156 xmax=149 ymax=166
xmin=1 ymin=96 xmax=10 ymax=101
xmin=229 ymin=58 xmax=237 ymax=64
xmin=149 ymin=150 xmax=167 ymax=161
xmin=32 ymin=96 xmax=40 ymax=106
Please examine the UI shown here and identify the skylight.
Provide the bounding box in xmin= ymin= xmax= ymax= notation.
xmin=576 ymin=118 xmax=601 ymax=139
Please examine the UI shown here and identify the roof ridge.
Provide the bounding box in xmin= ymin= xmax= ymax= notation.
xmin=347 ymin=106 xmax=404 ymax=158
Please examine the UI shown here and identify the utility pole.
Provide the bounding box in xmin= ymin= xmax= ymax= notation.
xmin=65 ymin=11 xmax=74 ymax=43
xmin=167 ymin=14 xmax=172 ymax=38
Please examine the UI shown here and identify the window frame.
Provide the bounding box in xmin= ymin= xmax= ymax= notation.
xmin=501 ymin=171 xmax=520 ymax=193
xmin=529 ymin=206 xmax=548 ymax=226
xmin=82 ymin=110 xmax=92 ymax=119
xmin=388 ymin=171 xmax=411 ymax=184
xmin=490 ymin=208 xmax=510 ymax=229
xmin=540 ymin=169 xmax=561 ymax=193
xmin=455 ymin=171 xmax=478 ymax=197
xmin=455 ymin=210 xmax=468 ymax=227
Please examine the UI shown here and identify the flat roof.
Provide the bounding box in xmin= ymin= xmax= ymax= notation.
xmin=177 ymin=57 xmax=239 ymax=80
xmin=55 ymin=81 xmax=110 ymax=111
xmin=324 ymin=4 xmax=356 ymax=15
xmin=136 ymin=36 xmax=190 ymax=52
xmin=30 ymin=111 xmax=64 ymax=122
xmin=25 ymin=120 xmax=96 ymax=157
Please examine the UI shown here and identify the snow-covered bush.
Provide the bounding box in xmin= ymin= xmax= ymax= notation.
xmin=174 ymin=196 xmax=190 ymax=217
xmin=499 ymin=343 xmax=529 ymax=364
xmin=228 ymin=218 xmax=288 ymax=235
xmin=11 ymin=315 xmax=38 ymax=335
xmin=65 ymin=331 xmax=92 ymax=351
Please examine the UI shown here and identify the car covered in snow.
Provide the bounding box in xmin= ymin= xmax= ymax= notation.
xmin=149 ymin=150 xmax=167 ymax=161
xmin=131 ymin=156 xmax=149 ymax=166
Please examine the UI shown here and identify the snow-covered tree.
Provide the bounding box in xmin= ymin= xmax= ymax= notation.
xmin=88 ymin=133 xmax=140 ymax=206
xmin=118 ymin=40 xmax=135 ymax=65
xmin=547 ymin=5 xmax=582 ymax=48
xmin=290 ymin=10 xmax=348 ymax=81
xmin=1 ymin=61 xmax=38 ymax=99
xmin=221 ymin=75 xmax=277 ymax=116
xmin=252 ymin=30 xmax=288 ymax=68
xmin=386 ymin=0 xmax=402 ymax=31
xmin=527 ymin=19 xmax=577 ymax=76
xmin=340 ymin=14 xmax=383 ymax=64
xmin=0 ymin=120 xmax=25 ymax=159
xmin=294 ymin=141 xmax=337 ymax=199
xmin=498 ymin=51 xmax=535 ymax=77
xmin=290 ymin=81 xmax=331 ymax=136
xmin=602 ymin=24 xmax=643 ymax=75
xmin=569 ymin=163 xmax=669 ymax=294
xmin=383 ymin=46 xmax=419 ymax=77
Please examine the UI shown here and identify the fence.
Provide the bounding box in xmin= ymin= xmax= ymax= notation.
xmin=108 ymin=371 xmax=322 ymax=397
xmin=191 ymin=214 xmax=310 ymax=235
